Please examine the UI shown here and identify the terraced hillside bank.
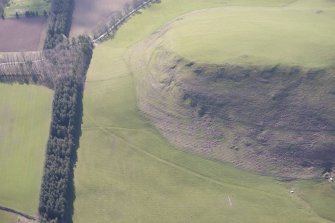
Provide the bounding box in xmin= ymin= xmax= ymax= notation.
xmin=129 ymin=3 xmax=335 ymax=178
xmin=73 ymin=0 xmax=335 ymax=222
xmin=133 ymin=51 xmax=335 ymax=178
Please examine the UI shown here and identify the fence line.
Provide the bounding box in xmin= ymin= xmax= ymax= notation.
xmin=92 ymin=0 xmax=157 ymax=43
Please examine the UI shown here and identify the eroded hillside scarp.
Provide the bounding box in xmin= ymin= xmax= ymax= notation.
xmin=128 ymin=4 xmax=335 ymax=177
xmin=133 ymin=48 xmax=335 ymax=178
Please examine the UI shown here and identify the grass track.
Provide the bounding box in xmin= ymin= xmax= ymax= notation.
xmin=74 ymin=0 xmax=335 ymax=222
xmin=0 ymin=84 xmax=52 ymax=217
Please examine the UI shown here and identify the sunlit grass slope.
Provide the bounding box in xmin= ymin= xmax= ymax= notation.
xmin=75 ymin=46 xmax=332 ymax=223
xmin=161 ymin=3 xmax=335 ymax=67
xmin=127 ymin=0 xmax=335 ymax=178
xmin=0 ymin=84 xmax=52 ymax=215
xmin=74 ymin=0 xmax=335 ymax=222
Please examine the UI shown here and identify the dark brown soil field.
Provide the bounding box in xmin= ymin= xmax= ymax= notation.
xmin=0 ymin=17 xmax=47 ymax=52
xmin=70 ymin=0 xmax=132 ymax=37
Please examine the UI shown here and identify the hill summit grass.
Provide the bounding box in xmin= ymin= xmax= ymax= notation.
xmin=74 ymin=0 xmax=335 ymax=222
xmin=160 ymin=2 xmax=335 ymax=68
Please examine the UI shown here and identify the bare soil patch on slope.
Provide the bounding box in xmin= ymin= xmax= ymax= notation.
xmin=70 ymin=0 xmax=132 ymax=37
xmin=0 ymin=17 xmax=47 ymax=52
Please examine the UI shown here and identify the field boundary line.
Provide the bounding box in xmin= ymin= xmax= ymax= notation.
xmin=0 ymin=204 xmax=37 ymax=221
xmin=0 ymin=59 xmax=45 ymax=66
xmin=85 ymin=75 xmax=130 ymax=83
xmin=82 ymin=125 xmax=147 ymax=131
xmin=92 ymin=0 xmax=157 ymax=43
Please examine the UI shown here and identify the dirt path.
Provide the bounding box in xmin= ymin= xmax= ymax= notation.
xmin=0 ymin=205 xmax=36 ymax=221
xmin=227 ymin=195 xmax=233 ymax=208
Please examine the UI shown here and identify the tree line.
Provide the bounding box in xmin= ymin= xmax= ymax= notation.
xmin=0 ymin=0 xmax=8 ymax=19
xmin=0 ymin=37 xmax=93 ymax=223
xmin=92 ymin=0 xmax=161 ymax=42
xmin=1 ymin=1 xmax=48 ymax=19
xmin=0 ymin=0 xmax=161 ymax=221
xmin=0 ymin=38 xmax=91 ymax=88
xmin=0 ymin=1 xmax=91 ymax=222
xmin=38 ymin=36 xmax=93 ymax=223
xmin=44 ymin=0 xmax=74 ymax=49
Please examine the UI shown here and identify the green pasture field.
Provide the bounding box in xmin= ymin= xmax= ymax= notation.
xmin=0 ymin=84 xmax=52 ymax=217
xmin=74 ymin=0 xmax=335 ymax=222
xmin=0 ymin=211 xmax=15 ymax=223
xmin=4 ymin=0 xmax=50 ymax=16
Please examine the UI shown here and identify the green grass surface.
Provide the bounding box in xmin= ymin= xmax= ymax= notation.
xmin=160 ymin=3 xmax=335 ymax=67
xmin=4 ymin=0 xmax=50 ymax=16
xmin=0 ymin=211 xmax=16 ymax=223
xmin=74 ymin=0 xmax=335 ymax=222
xmin=0 ymin=84 xmax=52 ymax=215
xmin=127 ymin=1 xmax=335 ymax=178
xmin=296 ymin=180 xmax=335 ymax=221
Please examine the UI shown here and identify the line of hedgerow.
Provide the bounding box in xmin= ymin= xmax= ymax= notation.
xmin=38 ymin=36 xmax=93 ymax=223
xmin=39 ymin=0 xmax=92 ymax=221
xmin=44 ymin=0 xmax=74 ymax=49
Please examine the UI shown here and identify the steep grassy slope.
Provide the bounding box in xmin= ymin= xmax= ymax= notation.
xmin=129 ymin=0 xmax=335 ymax=177
xmin=0 ymin=84 xmax=52 ymax=216
xmin=74 ymin=0 xmax=335 ymax=222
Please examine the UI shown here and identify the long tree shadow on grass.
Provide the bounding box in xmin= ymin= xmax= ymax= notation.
xmin=65 ymin=82 xmax=84 ymax=223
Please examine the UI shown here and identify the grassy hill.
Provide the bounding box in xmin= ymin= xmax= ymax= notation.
xmin=160 ymin=4 xmax=335 ymax=67
xmin=74 ymin=0 xmax=335 ymax=222
xmin=0 ymin=84 xmax=52 ymax=217
xmin=129 ymin=0 xmax=335 ymax=177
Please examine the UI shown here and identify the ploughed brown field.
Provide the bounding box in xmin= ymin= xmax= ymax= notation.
xmin=0 ymin=17 xmax=47 ymax=52
xmin=70 ymin=0 xmax=132 ymax=37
